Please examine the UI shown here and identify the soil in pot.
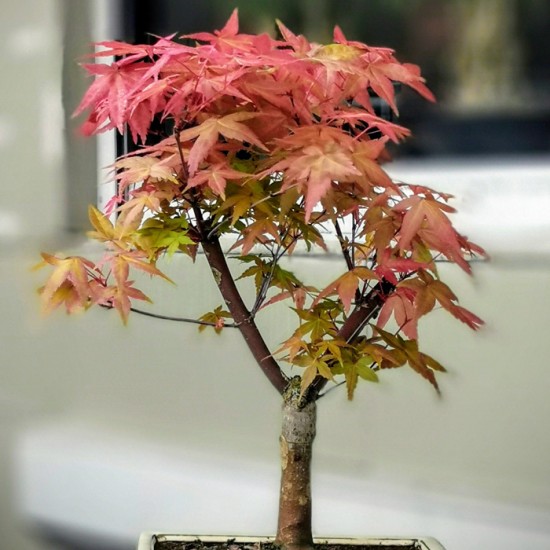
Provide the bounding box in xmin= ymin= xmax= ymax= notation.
xmin=155 ymin=539 xmax=423 ymax=550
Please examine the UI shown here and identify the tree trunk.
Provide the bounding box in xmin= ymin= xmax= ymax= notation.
xmin=275 ymin=382 xmax=317 ymax=550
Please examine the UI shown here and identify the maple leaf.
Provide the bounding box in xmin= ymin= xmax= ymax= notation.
xmin=313 ymin=267 xmax=378 ymax=313
xmin=238 ymin=79 xmax=294 ymax=123
xmin=89 ymin=40 xmax=154 ymax=61
xmin=361 ymin=204 xmax=401 ymax=256
xmin=377 ymin=287 xmax=418 ymax=339
xmin=275 ymin=19 xmax=312 ymax=55
xmin=87 ymin=205 xmax=148 ymax=250
xmin=87 ymin=205 xmax=116 ymax=242
xmin=399 ymin=271 xmax=484 ymax=331
xmin=198 ymin=306 xmax=233 ymax=334
xmin=360 ymin=341 xmax=404 ymax=369
xmin=418 ymin=225 xmax=474 ymax=273
xmin=105 ymin=281 xmax=152 ymax=325
xmin=276 ymin=334 xmax=309 ymax=364
xmin=293 ymin=306 xmax=338 ymax=342
xmin=259 ymin=286 xmax=309 ymax=311
xmin=374 ymin=248 xmax=427 ymax=285
xmin=350 ymin=139 xmax=395 ymax=191
xmin=177 ymin=112 xmax=267 ymax=176
xmin=267 ymin=136 xmax=361 ymax=222
xmin=334 ymin=109 xmax=410 ymax=143
xmin=183 ymin=8 xmax=250 ymax=51
xmin=396 ymin=195 xmax=453 ymax=250
xmin=393 ymin=194 xmax=478 ymax=272
xmin=136 ymin=220 xmax=195 ymax=259
xmin=342 ymin=357 xmax=379 ymax=400
xmin=232 ymin=218 xmax=280 ymax=255
xmin=75 ymin=62 xmax=150 ymax=134
xmin=295 ymin=353 xmax=334 ymax=397
xmin=374 ymin=327 xmax=445 ymax=393
xmin=362 ymin=54 xmax=435 ymax=114
xmin=37 ymin=253 xmax=99 ymax=314
xmin=188 ymin=162 xmax=249 ymax=198
xmin=115 ymin=156 xmax=179 ymax=193
xmin=41 ymin=281 xmax=88 ymax=315
xmin=113 ymin=252 xmax=174 ymax=284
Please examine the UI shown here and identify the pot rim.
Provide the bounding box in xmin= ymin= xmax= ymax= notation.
xmin=137 ymin=533 xmax=445 ymax=550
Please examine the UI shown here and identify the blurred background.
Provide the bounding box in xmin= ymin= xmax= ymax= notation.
xmin=1 ymin=1 xmax=549 ymax=549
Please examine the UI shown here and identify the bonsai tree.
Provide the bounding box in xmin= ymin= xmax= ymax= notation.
xmin=37 ymin=10 xmax=485 ymax=550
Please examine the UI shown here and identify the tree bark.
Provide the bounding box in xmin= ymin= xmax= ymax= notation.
xmin=201 ymin=236 xmax=288 ymax=394
xmin=275 ymin=381 xmax=317 ymax=550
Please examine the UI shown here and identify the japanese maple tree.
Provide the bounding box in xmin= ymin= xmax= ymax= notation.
xmin=38 ymin=10 xmax=485 ymax=550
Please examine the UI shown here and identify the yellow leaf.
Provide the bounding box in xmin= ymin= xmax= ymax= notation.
xmin=300 ymin=364 xmax=318 ymax=396
xmin=316 ymin=360 xmax=334 ymax=381
xmin=88 ymin=206 xmax=115 ymax=240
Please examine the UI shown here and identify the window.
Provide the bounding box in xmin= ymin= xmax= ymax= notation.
xmin=86 ymin=0 xmax=550 ymax=255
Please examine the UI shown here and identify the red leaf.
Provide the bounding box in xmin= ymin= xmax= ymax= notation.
xmin=448 ymin=305 xmax=485 ymax=331
xmin=377 ymin=288 xmax=418 ymax=339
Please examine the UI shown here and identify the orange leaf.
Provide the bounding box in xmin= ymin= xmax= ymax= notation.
xmin=109 ymin=281 xmax=152 ymax=325
xmin=313 ymin=267 xmax=377 ymax=313
xmin=39 ymin=255 xmax=94 ymax=309
xmin=377 ymin=289 xmax=418 ymax=339
xmin=178 ymin=112 xmax=266 ymax=175
xmin=188 ymin=162 xmax=248 ymax=198
xmin=118 ymin=253 xmax=174 ymax=283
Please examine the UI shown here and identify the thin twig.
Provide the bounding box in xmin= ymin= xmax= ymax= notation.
xmin=174 ymin=121 xmax=190 ymax=184
xmin=99 ymin=304 xmax=239 ymax=328
xmin=333 ymin=219 xmax=354 ymax=271
xmin=316 ymin=380 xmax=346 ymax=400
xmin=249 ymin=223 xmax=303 ymax=316
xmin=334 ymin=218 xmax=363 ymax=305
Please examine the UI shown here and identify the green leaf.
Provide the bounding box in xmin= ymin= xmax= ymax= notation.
xmin=297 ymin=316 xmax=335 ymax=340
xmin=336 ymin=356 xmax=379 ymax=400
xmin=355 ymin=356 xmax=379 ymax=382
xmin=137 ymin=225 xmax=195 ymax=258
xmin=373 ymin=325 xmax=405 ymax=349
xmin=198 ymin=306 xmax=233 ymax=334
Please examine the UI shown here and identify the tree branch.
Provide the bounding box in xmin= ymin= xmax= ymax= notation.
xmin=201 ymin=236 xmax=289 ymax=395
xmin=338 ymin=279 xmax=394 ymax=341
xmin=310 ymin=279 xmax=395 ymax=397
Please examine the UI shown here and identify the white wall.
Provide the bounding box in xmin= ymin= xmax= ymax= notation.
xmin=1 ymin=2 xmax=550 ymax=550
xmin=0 ymin=1 xmax=64 ymax=242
